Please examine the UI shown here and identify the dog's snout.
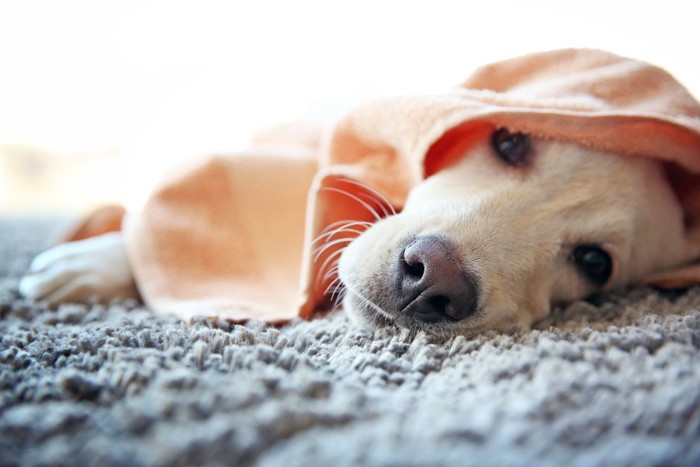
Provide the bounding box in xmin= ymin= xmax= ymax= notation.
xmin=397 ymin=236 xmax=478 ymax=322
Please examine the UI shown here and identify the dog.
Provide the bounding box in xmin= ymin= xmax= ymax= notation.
xmin=18 ymin=49 xmax=700 ymax=336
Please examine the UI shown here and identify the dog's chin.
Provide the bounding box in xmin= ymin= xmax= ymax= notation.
xmin=342 ymin=289 xmax=495 ymax=338
xmin=341 ymin=292 xmax=394 ymax=330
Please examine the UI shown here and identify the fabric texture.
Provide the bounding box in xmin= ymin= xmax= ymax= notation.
xmin=2 ymin=218 xmax=700 ymax=466
xmin=105 ymin=49 xmax=700 ymax=322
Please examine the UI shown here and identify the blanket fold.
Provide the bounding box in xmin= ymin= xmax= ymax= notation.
xmin=81 ymin=48 xmax=700 ymax=322
xmin=124 ymin=151 xmax=318 ymax=322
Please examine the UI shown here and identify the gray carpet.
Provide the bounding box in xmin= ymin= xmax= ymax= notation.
xmin=1 ymin=217 xmax=700 ymax=467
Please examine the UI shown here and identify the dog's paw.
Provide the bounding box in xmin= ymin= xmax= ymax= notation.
xmin=19 ymin=232 xmax=138 ymax=305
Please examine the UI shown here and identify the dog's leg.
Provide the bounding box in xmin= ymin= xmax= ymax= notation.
xmin=19 ymin=232 xmax=138 ymax=305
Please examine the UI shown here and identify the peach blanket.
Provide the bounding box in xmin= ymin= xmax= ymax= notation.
xmin=76 ymin=49 xmax=700 ymax=323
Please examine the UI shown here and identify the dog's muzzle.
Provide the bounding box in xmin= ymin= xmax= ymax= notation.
xmin=394 ymin=235 xmax=479 ymax=323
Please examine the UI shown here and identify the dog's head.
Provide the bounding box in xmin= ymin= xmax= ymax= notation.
xmin=334 ymin=124 xmax=700 ymax=335
xmin=302 ymin=49 xmax=700 ymax=335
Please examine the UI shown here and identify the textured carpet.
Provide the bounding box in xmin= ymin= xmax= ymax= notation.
xmin=1 ymin=217 xmax=700 ymax=467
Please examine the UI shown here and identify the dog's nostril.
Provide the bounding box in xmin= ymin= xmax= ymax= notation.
xmin=428 ymin=295 xmax=450 ymax=313
xmin=401 ymin=255 xmax=425 ymax=279
xmin=415 ymin=292 xmax=472 ymax=322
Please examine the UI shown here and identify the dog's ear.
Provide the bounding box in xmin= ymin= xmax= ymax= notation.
xmin=644 ymin=166 xmax=700 ymax=289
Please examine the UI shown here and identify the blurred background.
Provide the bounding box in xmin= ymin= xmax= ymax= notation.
xmin=1 ymin=0 xmax=699 ymax=214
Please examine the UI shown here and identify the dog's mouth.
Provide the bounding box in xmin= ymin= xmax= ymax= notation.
xmin=339 ymin=282 xmax=395 ymax=327
xmin=338 ymin=234 xmax=483 ymax=332
xmin=341 ymin=285 xmax=485 ymax=335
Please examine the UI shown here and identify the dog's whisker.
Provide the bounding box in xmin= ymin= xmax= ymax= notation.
xmin=313 ymin=237 xmax=354 ymax=262
xmin=330 ymin=281 xmax=346 ymax=304
xmin=342 ymin=276 xmax=393 ymax=321
xmin=324 ymin=275 xmax=344 ymax=300
xmin=313 ymin=221 xmax=372 ymax=244
xmin=317 ymin=219 xmax=372 ymax=238
xmin=335 ymin=287 xmax=348 ymax=305
xmin=322 ymin=263 xmax=340 ymax=282
xmin=311 ymin=215 xmax=373 ymax=300
xmin=318 ymin=219 xmax=355 ymax=233
xmin=335 ymin=177 xmax=398 ymax=216
xmin=322 ymin=187 xmax=384 ymax=221
xmin=353 ymin=191 xmax=388 ymax=217
xmin=342 ymin=269 xmax=396 ymax=326
xmin=312 ymin=227 xmax=366 ymax=250
xmin=316 ymin=249 xmax=346 ymax=286
xmin=357 ymin=191 xmax=393 ymax=218
xmin=322 ymin=274 xmax=340 ymax=294
xmin=314 ymin=248 xmax=343 ymax=291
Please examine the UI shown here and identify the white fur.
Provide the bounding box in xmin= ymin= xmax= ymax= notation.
xmin=19 ymin=232 xmax=137 ymax=305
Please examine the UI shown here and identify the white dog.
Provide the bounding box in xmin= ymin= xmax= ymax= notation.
xmin=18 ymin=49 xmax=700 ymax=335
xmin=337 ymin=127 xmax=699 ymax=334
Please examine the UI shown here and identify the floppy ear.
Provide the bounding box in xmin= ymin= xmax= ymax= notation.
xmin=645 ymin=166 xmax=700 ymax=289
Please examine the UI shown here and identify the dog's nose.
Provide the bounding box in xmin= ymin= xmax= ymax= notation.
xmin=397 ymin=235 xmax=478 ymax=322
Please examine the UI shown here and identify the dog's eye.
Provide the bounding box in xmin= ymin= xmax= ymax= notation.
xmin=572 ymin=245 xmax=612 ymax=286
xmin=491 ymin=128 xmax=531 ymax=165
